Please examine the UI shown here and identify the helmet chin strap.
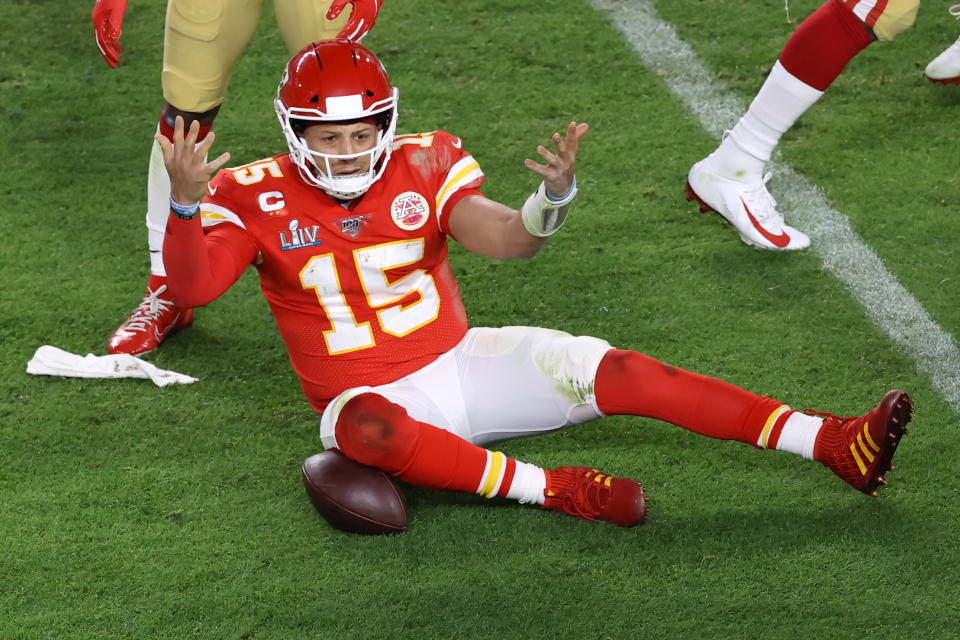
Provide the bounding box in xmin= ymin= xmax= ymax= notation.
xmin=302 ymin=130 xmax=391 ymax=199
xmin=322 ymin=174 xmax=373 ymax=201
xmin=305 ymin=148 xmax=378 ymax=200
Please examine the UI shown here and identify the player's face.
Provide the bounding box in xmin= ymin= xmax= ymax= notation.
xmin=302 ymin=122 xmax=379 ymax=176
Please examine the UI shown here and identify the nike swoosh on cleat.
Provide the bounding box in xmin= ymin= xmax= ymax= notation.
xmin=741 ymin=197 xmax=790 ymax=248
xmin=153 ymin=312 xmax=180 ymax=342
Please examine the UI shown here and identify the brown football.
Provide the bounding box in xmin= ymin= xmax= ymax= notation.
xmin=302 ymin=451 xmax=408 ymax=535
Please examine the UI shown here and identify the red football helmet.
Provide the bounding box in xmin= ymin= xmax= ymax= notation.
xmin=274 ymin=39 xmax=398 ymax=199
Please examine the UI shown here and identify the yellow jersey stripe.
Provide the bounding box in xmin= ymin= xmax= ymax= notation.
xmin=200 ymin=203 xmax=246 ymax=229
xmin=436 ymin=159 xmax=481 ymax=210
xmin=436 ymin=157 xmax=482 ymax=216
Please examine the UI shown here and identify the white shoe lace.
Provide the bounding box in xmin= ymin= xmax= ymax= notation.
xmin=950 ymin=4 xmax=960 ymax=18
xmin=121 ymin=284 xmax=175 ymax=333
xmin=741 ymin=173 xmax=784 ymax=229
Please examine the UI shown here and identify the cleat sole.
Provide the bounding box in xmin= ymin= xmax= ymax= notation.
xmin=685 ymin=181 xmax=715 ymax=214
xmin=685 ymin=181 xmax=732 ymax=226
xmin=862 ymin=390 xmax=913 ymax=496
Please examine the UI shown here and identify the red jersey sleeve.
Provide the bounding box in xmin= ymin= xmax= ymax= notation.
xmin=162 ymin=169 xmax=259 ymax=308
xmin=394 ymin=130 xmax=485 ymax=236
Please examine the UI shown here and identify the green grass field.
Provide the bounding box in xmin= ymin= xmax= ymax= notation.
xmin=3 ymin=0 xmax=959 ymax=637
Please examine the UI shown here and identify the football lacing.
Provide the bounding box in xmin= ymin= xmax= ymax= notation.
xmin=557 ymin=470 xmax=611 ymax=521
xmin=119 ymin=284 xmax=176 ymax=333
xmin=742 ymin=173 xmax=785 ymax=228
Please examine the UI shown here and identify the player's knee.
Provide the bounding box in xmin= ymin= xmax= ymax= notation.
xmin=867 ymin=0 xmax=919 ymax=41
xmin=532 ymin=331 xmax=611 ymax=405
xmin=334 ymin=393 xmax=418 ymax=472
xmin=599 ymin=349 xmax=670 ymax=379
xmin=595 ymin=349 xmax=686 ymax=415
xmin=597 ymin=349 xmax=633 ymax=378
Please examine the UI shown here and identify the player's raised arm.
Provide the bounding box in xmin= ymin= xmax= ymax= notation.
xmin=154 ymin=116 xmax=231 ymax=206
xmin=448 ymin=122 xmax=588 ymax=260
xmin=156 ymin=117 xmax=253 ymax=309
xmin=524 ymin=121 xmax=588 ymax=202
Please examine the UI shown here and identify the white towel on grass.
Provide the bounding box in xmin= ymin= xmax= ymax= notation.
xmin=26 ymin=345 xmax=197 ymax=387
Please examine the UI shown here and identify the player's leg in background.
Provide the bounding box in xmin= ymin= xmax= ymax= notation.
xmin=925 ymin=4 xmax=960 ymax=83
xmin=685 ymin=0 xmax=918 ymax=251
xmin=274 ymin=0 xmax=349 ymax=55
xmin=593 ymin=349 xmax=912 ymax=496
xmin=108 ymin=0 xmax=265 ymax=355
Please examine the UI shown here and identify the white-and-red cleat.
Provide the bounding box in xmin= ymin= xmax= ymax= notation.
xmin=926 ymin=33 xmax=960 ymax=85
xmin=686 ymin=158 xmax=810 ymax=251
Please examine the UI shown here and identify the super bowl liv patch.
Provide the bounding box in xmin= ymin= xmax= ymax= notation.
xmin=280 ymin=219 xmax=322 ymax=251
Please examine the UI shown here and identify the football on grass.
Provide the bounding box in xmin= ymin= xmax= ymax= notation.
xmin=302 ymin=451 xmax=408 ymax=535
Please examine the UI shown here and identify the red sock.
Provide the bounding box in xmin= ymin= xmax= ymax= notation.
xmin=779 ymin=0 xmax=875 ymax=91
xmin=334 ymin=393 xmax=494 ymax=493
xmin=158 ymin=112 xmax=212 ymax=143
xmin=594 ymin=350 xmax=783 ymax=447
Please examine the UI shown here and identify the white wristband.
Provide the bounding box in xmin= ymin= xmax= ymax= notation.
xmin=521 ymin=177 xmax=578 ymax=238
xmin=169 ymin=197 xmax=201 ymax=220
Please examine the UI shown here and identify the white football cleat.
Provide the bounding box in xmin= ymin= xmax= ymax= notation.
xmin=685 ymin=158 xmax=810 ymax=251
xmin=926 ymin=34 xmax=960 ymax=84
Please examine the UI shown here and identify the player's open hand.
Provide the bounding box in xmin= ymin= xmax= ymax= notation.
xmin=329 ymin=0 xmax=383 ymax=42
xmin=92 ymin=0 xmax=128 ymax=68
xmin=155 ymin=116 xmax=231 ymax=206
xmin=524 ymin=122 xmax=589 ymax=198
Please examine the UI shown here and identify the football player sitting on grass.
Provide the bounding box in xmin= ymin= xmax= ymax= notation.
xmin=156 ymin=39 xmax=912 ymax=528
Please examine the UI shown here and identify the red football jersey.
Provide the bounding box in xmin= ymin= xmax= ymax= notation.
xmin=199 ymin=130 xmax=485 ymax=411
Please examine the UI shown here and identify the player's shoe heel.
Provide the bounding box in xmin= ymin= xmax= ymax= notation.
xmin=685 ymin=180 xmax=715 ymax=214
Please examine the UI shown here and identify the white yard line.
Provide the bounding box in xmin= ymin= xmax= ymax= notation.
xmin=590 ymin=0 xmax=960 ymax=412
